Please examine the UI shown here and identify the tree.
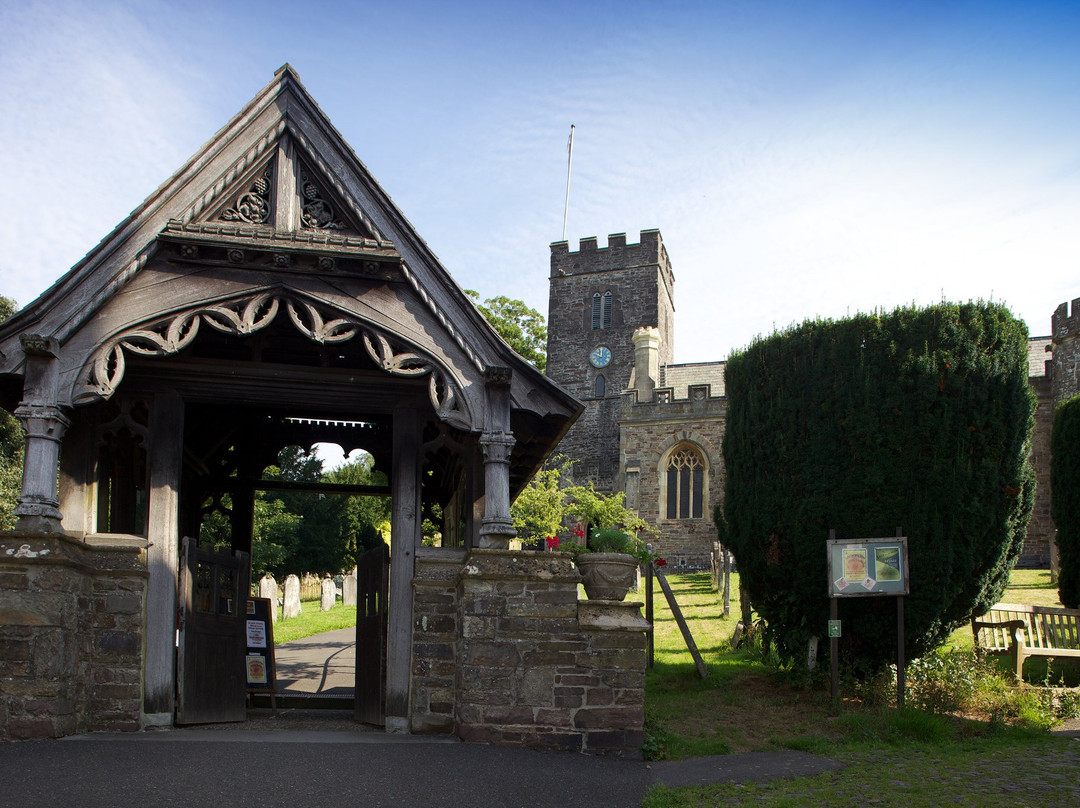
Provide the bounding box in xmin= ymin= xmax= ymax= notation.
xmin=1051 ymin=394 xmax=1080 ymax=608
xmin=0 ymin=296 xmax=22 ymax=530
xmin=721 ymin=303 xmax=1035 ymax=671
xmin=466 ymin=291 xmax=547 ymax=371
xmin=511 ymin=455 xmax=648 ymax=547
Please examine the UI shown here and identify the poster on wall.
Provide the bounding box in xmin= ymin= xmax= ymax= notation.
xmin=827 ymin=537 xmax=909 ymax=597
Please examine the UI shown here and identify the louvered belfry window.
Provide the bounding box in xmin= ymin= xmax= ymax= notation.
xmin=591 ymin=292 xmax=613 ymax=330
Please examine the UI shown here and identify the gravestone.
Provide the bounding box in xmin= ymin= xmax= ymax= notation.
xmin=258 ymin=574 xmax=279 ymax=623
xmin=283 ymin=574 xmax=302 ymax=619
xmin=342 ymin=569 xmax=357 ymax=606
xmin=321 ymin=576 xmax=336 ymax=611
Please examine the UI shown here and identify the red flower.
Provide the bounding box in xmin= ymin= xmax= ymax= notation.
xmin=545 ymin=536 xmax=560 ymax=550
xmin=655 ymin=558 xmax=667 ymax=567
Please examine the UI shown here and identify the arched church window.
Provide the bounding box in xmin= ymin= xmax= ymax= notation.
xmin=591 ymin=291 xmax=613 ymax=330
xmin=665 ymin=445 xmax=704 ymax=519
xmin=595 ymin=375 xmax=606 ymax=397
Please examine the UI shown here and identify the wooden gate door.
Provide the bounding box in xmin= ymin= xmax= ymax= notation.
xmin=176 ymin=536 xmax=250 ymax=724
xmin=355 ymin=542 xmax=389 ymax=725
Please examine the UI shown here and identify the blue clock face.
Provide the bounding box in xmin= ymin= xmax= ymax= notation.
xmin=589 ymin=346 xmax=612 ymax=368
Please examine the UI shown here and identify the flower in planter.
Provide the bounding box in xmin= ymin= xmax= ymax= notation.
xmin=545 ymin=536 xmax=560 ymax=551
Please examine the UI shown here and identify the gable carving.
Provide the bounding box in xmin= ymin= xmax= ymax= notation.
xmin=220 ymin=164 xmax=273 ymax=226
xmin=299 ymin=168 xmax=346 ymax=231
xmin=72 ymin=292 xmax=472 ymax=430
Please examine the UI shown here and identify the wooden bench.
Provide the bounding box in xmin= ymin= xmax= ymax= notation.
xmin=972 ymin=602 xmax=1080 ymax=680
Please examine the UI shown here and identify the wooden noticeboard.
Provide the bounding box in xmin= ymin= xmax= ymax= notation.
xmin=244 ymin=597 xmax=277 ymax=693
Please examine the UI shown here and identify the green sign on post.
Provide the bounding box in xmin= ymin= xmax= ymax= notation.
xmin=828 ymin=619 xmax=842 ymax=638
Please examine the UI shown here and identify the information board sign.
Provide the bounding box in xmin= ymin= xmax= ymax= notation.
xmin=827 ymin=536 xmax=909 ymax=597
xmin=244 ymin=597 xmax=277 ymax=693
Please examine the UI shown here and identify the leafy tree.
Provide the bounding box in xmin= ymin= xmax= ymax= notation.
xmin=467 ymin=290 xmax=547 ymax=371
xmin=511 ymin=456 xmax=647 ymax=547
xmin=1051 ymin=394 xmax=1080 ymax=608
xmin=721 ymin=303 xmax=1035 ymax=671
xmin=0 ymin=296 xmax=22 ymax=530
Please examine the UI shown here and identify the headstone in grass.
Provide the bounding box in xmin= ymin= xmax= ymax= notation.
xmin=259 ymin=574 xmax=279 ymax=623
xmin=321 ymin=576 xmax=336 ymax=611
xmin=343 ymin=570 xmax=357 ymax=606
xmin=283 ymin=574 xmax=301 ymax=619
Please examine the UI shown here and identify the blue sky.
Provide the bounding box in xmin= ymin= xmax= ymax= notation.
xmin=2 ymin=0 xmax=1079 ymax=363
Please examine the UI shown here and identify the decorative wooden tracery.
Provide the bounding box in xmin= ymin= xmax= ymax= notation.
xmin=73 ymin=292 xmax=472 ymax=429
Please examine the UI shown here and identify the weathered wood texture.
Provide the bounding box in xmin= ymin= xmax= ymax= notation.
xmin=972 ymin=602 xmax=1080 ymax=679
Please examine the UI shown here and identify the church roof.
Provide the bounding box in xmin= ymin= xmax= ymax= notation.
xmin=0 ymin=66 xmax=580 ymax=486
xmin=660 ymin=362 xmax=726 ymax=398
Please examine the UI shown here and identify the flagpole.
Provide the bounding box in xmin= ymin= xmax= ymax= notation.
xmin=562 ymin=124 xmax=575 ymax=242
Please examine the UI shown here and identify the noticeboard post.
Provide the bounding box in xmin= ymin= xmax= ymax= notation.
xmin=244 ymin=597 xmax=277 ymax=696
xmin=826 ymin=532 xmax=910 ymax=706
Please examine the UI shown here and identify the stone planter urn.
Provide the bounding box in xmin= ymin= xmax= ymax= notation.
xmin=575 ymin=553 xmax=639 ymax=600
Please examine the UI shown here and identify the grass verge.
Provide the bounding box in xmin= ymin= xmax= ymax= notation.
xmin=642 ymin=570 xmax=1080 ymax=808
xmin=271 ymin=600 xmax=356 ymax=645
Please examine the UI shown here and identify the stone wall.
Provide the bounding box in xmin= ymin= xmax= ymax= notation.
xmin=619 ymin=386 xmax=727 ymax=570
xmin=1052 ymin=298 xmax=1080 ymax=404
xmin=410 ymin=548 xmax=466 ymax=734
xmin=0 ymin=532 xmax=146 ymax=740
xmin=408 ymin=549 xmax=649 ymax=755
xmin=1024 ymin=374 xmax=1054 ymax=567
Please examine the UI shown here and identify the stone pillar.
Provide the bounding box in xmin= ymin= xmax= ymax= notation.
xmin=283 ymin=574 xmax=301 ymax=618
xmin=320 ymin=577 xmax=336 ymax=611
xmin=13 ymin=335 xmax=70 ymax=533
xmin=631 ymin=327 xmax=661 ymax=404
xmin=478 ymin=367 xmax=516 ymax=550
xmin=454 ymin=549 xmax=649 ymax=755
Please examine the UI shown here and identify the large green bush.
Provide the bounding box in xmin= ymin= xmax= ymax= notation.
xmin=1051 ymin=394 xmax=1080 ymax=608
xmin=720 ymin=303 xmax=1035 ymax=671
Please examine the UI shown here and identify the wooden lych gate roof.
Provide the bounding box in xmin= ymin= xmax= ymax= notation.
xmin=0 ymin=65 xmax=579 ymax=492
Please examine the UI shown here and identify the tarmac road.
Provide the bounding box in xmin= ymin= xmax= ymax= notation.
xmin=0 ymin=730 xmax=843 ymax=808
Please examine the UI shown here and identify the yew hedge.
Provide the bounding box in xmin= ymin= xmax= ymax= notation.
xmin=719 ymin=303 xmax=1036 ymax=671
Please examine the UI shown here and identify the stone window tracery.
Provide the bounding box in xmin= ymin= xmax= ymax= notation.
xmin=665 ymin=444 xmax=704 ymax=520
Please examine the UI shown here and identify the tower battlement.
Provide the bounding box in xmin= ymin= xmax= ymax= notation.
xmin=550 ymin=230 xmax=673 ymax=284
xmin=1052 ymin=297 xmax=1080 ymax=342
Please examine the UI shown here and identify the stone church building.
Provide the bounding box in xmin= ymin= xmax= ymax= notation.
xmin=545 ymin=229 xmax=1073 ymax=571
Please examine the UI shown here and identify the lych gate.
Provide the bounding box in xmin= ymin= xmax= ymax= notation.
xmin=0 ymin=67 xmax=650 ymax=753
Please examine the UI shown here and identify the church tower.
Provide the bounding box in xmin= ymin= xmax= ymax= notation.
xmin=546 ymin=230 xmax=675 ymax=492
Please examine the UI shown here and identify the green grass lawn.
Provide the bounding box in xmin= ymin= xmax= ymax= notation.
xmin=641 ymin=569 xmax=1080 ymax=808
xmin=270 ymin=600 xmax=357 ymax=645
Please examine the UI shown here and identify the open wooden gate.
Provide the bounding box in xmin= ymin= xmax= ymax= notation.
xmin=176 ymin=536 xmax=250 ymax=724
xmin=354 ymin=542 xmax=389 ymax=724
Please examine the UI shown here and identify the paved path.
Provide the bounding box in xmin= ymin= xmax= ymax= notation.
xmin=273 ymin=626 xmax=355 ymax=695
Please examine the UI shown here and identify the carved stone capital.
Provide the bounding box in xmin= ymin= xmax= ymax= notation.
xmin=19 ymin=334 xmax=59 ymax=358
xmin=480 ymin=431 xmax=516 ymax=464
xmin=484 ymin=366 xmax=513 ymax=387
xmin=13 ymin=403 xmax=71 ymax=442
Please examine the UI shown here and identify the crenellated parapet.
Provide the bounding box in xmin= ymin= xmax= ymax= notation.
xmin=1052 ymin=298 xmax=1080 ymax=403
xmin=550 ymin=230 xmax=674 ymax=293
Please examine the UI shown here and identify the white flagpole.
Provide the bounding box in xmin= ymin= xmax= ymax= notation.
xmin=562 ymin=124 xmax=575 ymax=242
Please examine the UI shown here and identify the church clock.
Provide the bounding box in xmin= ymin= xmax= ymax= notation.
xmin=588 ymin=346 xmax=612 ymax=368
